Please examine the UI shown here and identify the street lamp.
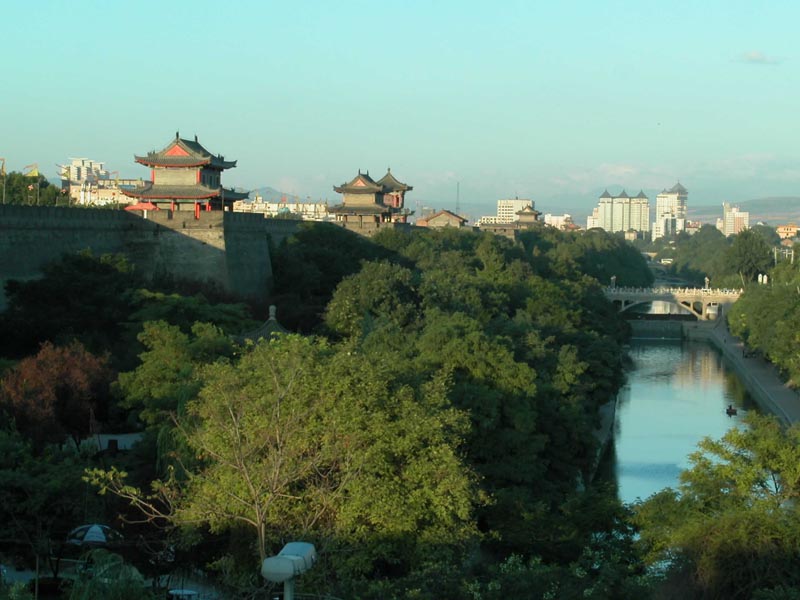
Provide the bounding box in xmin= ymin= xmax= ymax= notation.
xmin=261 ymin=542 xmax=316 ymax=600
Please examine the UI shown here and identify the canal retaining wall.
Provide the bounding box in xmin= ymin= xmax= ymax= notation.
xmin=685 ymin=321 xmax=800 ymax=425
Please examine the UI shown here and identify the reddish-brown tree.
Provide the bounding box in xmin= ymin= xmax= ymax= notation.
xmin=0 ymin=341 xmax=112 ymax=450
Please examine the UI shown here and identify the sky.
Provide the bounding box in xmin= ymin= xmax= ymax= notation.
xmin=2 ymin=0 xmax=799 ymax=221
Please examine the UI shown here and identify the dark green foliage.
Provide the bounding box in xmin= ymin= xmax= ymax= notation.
xmin=0 ymin=252 xmax=255 ymax=366
xmin=725 ymin=228 xmax=773 ymax=285
xmin=665 ymin=226 xmax=778 ymax=287
xmin=5 ymin=223 xmax=660 ymax=597
xmin=0 ymin=172 xmax=69 ymax=206
xmin=634 ymin=415 xmax=800 ymax=600
xmin=0 ymin=252 xmax=139 ymax=358
xmin=269 ymin=222 xmax=405 ymax=332
xmin=322 ymin=227 xmax=633 ymax=560
xmin=0 ymin=428 xmax=99 ymax=575
xmin=668 ymin=225 xmax=729 ymax=285
xmin=519 ymin=228 xmax=654 ymax=287
xmin=728 ymin=280 xmax=800 ymax=386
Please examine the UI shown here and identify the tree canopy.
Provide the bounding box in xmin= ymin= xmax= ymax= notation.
xmin=634 ymin=414 xmax=800 ymax=599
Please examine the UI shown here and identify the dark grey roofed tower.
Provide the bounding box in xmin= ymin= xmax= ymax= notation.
xmin=636 ymin=190 xmax=648 ymax=199
xmin=600 ymin=189 xmax=612 ymax=199
xmin=617 ymin=190 xmax=629 ymax=198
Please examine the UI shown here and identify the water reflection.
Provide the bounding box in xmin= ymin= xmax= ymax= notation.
xmin=610 ymin=340 xmax=756 ymax=504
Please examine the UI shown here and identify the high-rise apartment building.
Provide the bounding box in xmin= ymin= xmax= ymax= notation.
xmin=717 ymin=203 xmax=749 ymax=236
xmin=652 ymin=182 xmax=688 ymax=241
xmin=587 ymin=189 xmax=649 ymax=234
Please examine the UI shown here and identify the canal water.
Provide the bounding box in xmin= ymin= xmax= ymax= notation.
xmin=607 ymin=339 xmax=757 ymax=505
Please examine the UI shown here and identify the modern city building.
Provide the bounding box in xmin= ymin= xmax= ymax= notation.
xmin=122 ymin=133 xmax=248 ymax=210
xmin=543 ymin=213 xmax=576 ymax=230
xmin=480 ymin=204 xmax=541 ymax=239
xmin=717 ymin=203 xmax=750 ymax=236
xmin=496 ymin=198 xmax=533 ymax=222
xmin=655 ymin=183 xmax=688 ymax=220
xmin=651 ymin=183 xmax=688 ymax=241
xmin=478 ymin=197 xmax=533 ymax=225
xmin=59 ymin=157 xmax=142 ymax=205
xmin=233 ymin=195 xmax=331 ymax=221
xmin=587 ymin=189 xmax=649 ymax=234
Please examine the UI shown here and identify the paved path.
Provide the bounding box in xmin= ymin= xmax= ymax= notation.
xmin=706 ymin=319 xmax=800 ymax=425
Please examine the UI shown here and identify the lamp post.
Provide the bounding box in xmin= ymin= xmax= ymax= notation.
xmin=0 ymin=158 xmax=6 ymax=204
xmin=261 ymin=542 xmax=316 ymax=600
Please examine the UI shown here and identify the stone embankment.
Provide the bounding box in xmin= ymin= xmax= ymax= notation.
xmin=685 ymin=320 xmax=800 ymax=425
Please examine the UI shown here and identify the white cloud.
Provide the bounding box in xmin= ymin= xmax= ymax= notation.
xmin=737 ymin=51 xmax=782 ymax=65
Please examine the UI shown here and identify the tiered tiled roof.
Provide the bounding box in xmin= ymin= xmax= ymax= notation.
xmin=135 ymin=133 xmax=237 ymax=170
xmin=124 ymin=184 xmax=248 ymax=201
xmin=333 ymin=171 xmax=383 ymax=194
xmin=377 ymin=168 xmax=413 ymax=192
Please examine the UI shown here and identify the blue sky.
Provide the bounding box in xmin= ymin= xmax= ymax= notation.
xmin=2 ymin=0 xmax=798 ymax=219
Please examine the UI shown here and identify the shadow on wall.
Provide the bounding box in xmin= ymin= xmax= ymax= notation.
xmin=0 ymin=205 xmax=273 ymax=310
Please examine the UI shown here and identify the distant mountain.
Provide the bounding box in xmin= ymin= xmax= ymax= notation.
xmin=247 ymin=186 xmax=320 ymax=203
xmin=689 ymin=197 xmax=800 ymax=225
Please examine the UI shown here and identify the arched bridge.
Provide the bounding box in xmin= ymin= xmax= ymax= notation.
xmin=604 ymin=286 xmax=743 ymax=320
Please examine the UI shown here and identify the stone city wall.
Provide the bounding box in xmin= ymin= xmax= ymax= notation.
xmin=0 ymin=205 xmax=273 ymax=309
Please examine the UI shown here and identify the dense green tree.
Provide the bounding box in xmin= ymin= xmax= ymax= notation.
xmin=269 ymin=222 xmax=404 ymax=332
xmin=91 ymin=335 xmax=479 ymax=580
xmin=725 ymin=229 xmax=773 ymax=286
xmin=0 ymin=429 xmax=98 ymax=577
xmin=0 ymin=172 xmax=69 ymax=206
xmin=728 ymin=284 xmax=800 ymax=385
xmin=0 ymin=252 xmax=255 ymax=366
xmin=116 ymin=321 xmax=234 ymax=428
xmin=0 ymin=252 xmax=138 ymax=359
xmin=668 ymin=225 xmax=729 ymax=285
xmin=751 ymin=224 xmax=782 ymax=247
xmin=634 ymin=414 xmax=800 ymax=599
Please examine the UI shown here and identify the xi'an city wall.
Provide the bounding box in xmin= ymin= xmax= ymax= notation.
xmin=0 ymin=205 xmax=287 ymax=310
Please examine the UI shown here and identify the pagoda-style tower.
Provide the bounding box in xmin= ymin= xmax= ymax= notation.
xmin=122 ymin=133 xmax=248 ymax=210
xmin=329 ymin=168 xmax=413 ymax=224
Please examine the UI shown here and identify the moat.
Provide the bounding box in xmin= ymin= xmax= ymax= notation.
xmin=606 ymin=340 xmax=757 ymax=504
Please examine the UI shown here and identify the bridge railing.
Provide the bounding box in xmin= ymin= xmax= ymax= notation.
xmin=604 ymin=286 xmax=743 ymax=297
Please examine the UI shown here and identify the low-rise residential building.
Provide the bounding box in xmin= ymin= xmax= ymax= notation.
xmin=543 ymin=213 xmax=575 ymax=230
xmin=416 ymin=209 xmax=468 ymax=228
xmin=776 ymin=223 xmax=799 ymax=240
xmin=233 ymin=196 xmax=331 ymax=221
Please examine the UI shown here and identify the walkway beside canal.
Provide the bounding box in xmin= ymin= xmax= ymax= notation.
xmin=686 ymin=320 xmax=800 ymax=425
